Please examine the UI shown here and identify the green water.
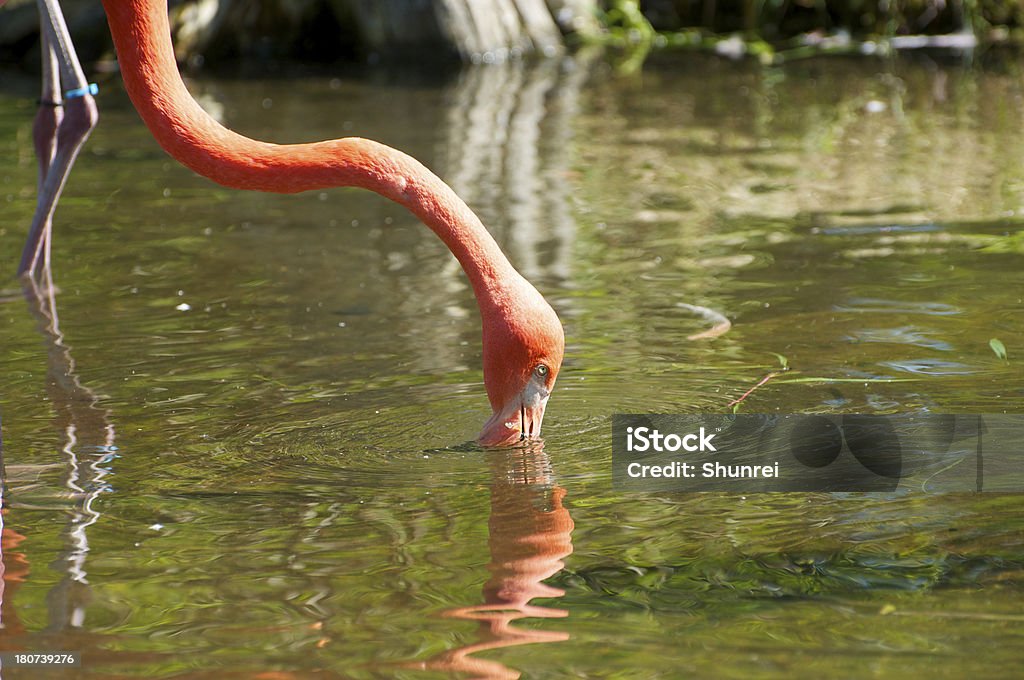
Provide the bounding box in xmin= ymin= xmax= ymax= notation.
xmin=1 ymin=52 xmax=1023 ymax=678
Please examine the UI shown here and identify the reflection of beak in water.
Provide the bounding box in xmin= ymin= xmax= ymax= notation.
xmin=409 ymin=443 xmax=574 ymax=679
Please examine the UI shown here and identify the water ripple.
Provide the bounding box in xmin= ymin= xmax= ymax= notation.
xmin=834 ymin=298 xmax=962 ymax=316
xmin=880 ymin=359 xmax=977 ymax=376
xmin=845 ymin=326 xmax=954 ymax=351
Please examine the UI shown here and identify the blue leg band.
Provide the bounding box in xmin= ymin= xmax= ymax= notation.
xmin=65 ymin=83 xmax=99 ymax=99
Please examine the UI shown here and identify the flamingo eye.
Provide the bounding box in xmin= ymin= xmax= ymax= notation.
xmin=535 ymin=364 xmax=549 ymax=377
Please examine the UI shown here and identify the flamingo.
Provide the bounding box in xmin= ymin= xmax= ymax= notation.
xmin=18 ymin=0 xmax=99 ymax=276
xmin=23 ymin=0 xmax=565 ymax=447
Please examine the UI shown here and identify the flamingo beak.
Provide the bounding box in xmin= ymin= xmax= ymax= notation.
xmin=477 ymin=380 xmax=551 ymax=447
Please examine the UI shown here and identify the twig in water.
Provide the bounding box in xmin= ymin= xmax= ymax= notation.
xmin=727 ymin=371 xmax=785 ymax=411
xmin=677 ymin=302 xmax=731 ymax=340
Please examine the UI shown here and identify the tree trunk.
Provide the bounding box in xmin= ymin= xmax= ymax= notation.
xmin=335 ymin=0 xmax=581 ymax=61
xmin=328 ymin=0 xmax=447 ymax=57
xmin=1 ymin=0 xmax=601 ymax=64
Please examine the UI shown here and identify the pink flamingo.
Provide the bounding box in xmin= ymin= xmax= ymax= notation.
xmin=21 ymin=0 xmax=564 ymax=446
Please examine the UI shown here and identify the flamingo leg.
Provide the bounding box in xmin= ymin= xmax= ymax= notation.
xmin=19 ymin=0 xmax=99 ymax=280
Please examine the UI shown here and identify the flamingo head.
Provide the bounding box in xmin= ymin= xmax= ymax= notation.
xmin=477 ymin=279 xmax=564 ymax=447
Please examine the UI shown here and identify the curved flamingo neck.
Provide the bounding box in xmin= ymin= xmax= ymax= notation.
xmin=99 ymin=0 xmax=520 ymax=304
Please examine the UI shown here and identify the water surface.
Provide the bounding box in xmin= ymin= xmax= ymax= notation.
xmin=1 ymin=52 xmax=1023 ymax=678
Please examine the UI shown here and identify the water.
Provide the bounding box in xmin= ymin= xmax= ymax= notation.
xmin=1 ymin=51 xmax=1023 ymax=678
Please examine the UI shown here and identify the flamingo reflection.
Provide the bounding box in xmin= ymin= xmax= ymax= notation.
xmin=0 ymin=273 xmax=116 ymax=647
xmin=410 ymin=444 xmax=574 ymax=679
